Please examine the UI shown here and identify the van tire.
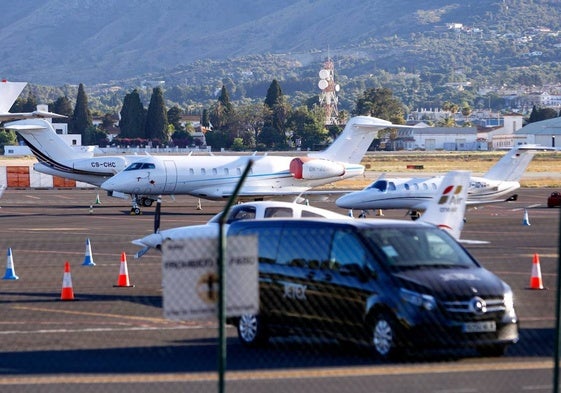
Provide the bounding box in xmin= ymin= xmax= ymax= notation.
xmin=237 ymin=314 xmax=268 ymax=347
xmin=370 ymin=312 xmax=402 ymax=360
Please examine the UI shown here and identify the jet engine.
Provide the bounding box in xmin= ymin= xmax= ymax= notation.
xmin=289 ymin=157 xmax=345 ymax=180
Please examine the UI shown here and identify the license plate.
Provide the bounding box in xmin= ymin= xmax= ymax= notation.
xmin=463 ymin=321 xmax=496 ymax=333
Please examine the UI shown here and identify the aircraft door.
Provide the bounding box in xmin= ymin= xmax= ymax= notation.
xmin=163 ymin=160 xmax=177 ymax=193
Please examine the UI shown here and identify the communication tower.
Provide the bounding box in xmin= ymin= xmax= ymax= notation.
xmin=318 ymin=58 xmax=340 ymax=125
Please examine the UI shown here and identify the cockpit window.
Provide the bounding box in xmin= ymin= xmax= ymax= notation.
xmin=227 ymin=205 xmax=257 ymax=223
xmin=124 ymin=162 xmax=155 ymax=171
xmin=366 ymin=180 xmax=387 ymax=192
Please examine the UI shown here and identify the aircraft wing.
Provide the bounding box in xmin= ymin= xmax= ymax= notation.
xmin=0 ymin=111 xmax=66 ymax=122
xmin=466 ymin=194 xmax=518 ymax=207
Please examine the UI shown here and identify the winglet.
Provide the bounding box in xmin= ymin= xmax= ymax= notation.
xmin=418 ymin=170 xmax=470 ymax=241
xmin=0 ymin=80 xmax=26 ymax=113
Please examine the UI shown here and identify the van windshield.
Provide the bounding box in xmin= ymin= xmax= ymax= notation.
xmin=362 ymin=227 xmax=477 ymax=269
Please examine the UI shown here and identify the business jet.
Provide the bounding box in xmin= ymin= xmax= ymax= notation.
xmin=132 ymin=170 xmax=471 ymax=258
xmin=0 ymin=80 xmax=65 ymax=121
xmin=335 ymin=144 xmax=554 ymax=217
xmin=98 ymin=115 xmax=417 ymax=214
xmin=4 ymin=118 xmax=149 ymax=200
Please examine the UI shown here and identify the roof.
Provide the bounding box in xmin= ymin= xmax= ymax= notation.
xmin=516 ymin=117 xmax=561 ymax=135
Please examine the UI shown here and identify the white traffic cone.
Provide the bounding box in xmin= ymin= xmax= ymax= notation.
xmin=3 ymin=248 xmax=19 ymax=280
xmin=522 ymin=209 xmax=531 ymax=226
xmin=82 ymin=238 xmax=95 ymax=266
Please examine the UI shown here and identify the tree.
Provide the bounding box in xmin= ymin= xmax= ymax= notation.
xmin=201 ymin=109 xmax=210 ymax=129
xmin=287 ymin=106 xmax=329 ymax=150
xmin=262 ymin=80 xmax=290 ymax=149
xmin=353 ymin=87 xmax=405 ymax=124
xmin=71 ymin=83 xmax=92 ymax=135
xmin=0 ymin=129 xmax=17 ymax=154
xmin=527 ymin=106 xmax=559 ymax=123
xmin=51 ymin=96 xmax=73 ymax=123
xmin=209 ymin=85 xmax=234 ymax=130
xmin=119 ymin=89 xmax=145 ymax=139
xmin=167 ymin=106 xmax=184 ymax=132
xmin=145 ymin=87 xmax=169 ymax=144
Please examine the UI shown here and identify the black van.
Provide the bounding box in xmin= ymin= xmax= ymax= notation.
xmin=227 ymin=218 xmax=518 ymax=359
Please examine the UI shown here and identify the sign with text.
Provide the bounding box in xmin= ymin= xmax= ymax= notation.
xmin=162 ymin=235 xmax=258 ymax=321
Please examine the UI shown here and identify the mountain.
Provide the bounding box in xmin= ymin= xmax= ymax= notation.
xmin=0 ymin=0 xmax=535 ymax=85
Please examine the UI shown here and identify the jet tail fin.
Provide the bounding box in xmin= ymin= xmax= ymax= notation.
xmin=483 ymin=144 xmax=554 ymax=182
xmin=5 ymin=119 xmax=91 ymax=165
xmin=0 ymin=80 xmax=26 ymax=113
xmin=418 ymin=170 xmax=470 ymax=241
xmin=308 ymin=116 xmax=417 ymax=164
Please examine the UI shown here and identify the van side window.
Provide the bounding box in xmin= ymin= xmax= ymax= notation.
xmin=330 ymin=230 xmax=365 ymax=273
xmin=237 ymin=226 xmax=281 ymax=264
xmin=277 ymin=227 xmax=332 ymax=268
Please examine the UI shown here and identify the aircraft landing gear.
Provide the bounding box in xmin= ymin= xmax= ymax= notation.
xmin=130 ymin=195 xmax=142 ymax=215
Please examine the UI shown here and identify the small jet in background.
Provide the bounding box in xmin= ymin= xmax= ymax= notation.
xmin=336 ymin=144 xmax=554 ymax=217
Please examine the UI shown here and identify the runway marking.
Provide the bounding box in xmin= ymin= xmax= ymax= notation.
xmin=12 ymin=305 xmax=184 ymax=325
xmin=0 ymin=325 xmax=195 ymax=335
xmin=0 ymin=360 xmax=554 ymax=385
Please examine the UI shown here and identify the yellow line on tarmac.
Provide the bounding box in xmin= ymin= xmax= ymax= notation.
xmin=0 ymin=360 xmax=554 ymax=385
xmin=12 ymin=305 xmax=177 ymax=325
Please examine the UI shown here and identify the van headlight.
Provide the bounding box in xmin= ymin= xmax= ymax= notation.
xmin=400 ymin=288 xmax=436 ymax=311
xmin=503 ymin=283 xmax=515 ymax=315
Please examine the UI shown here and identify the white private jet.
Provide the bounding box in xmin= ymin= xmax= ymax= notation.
xmin=98 ymin=115 xmax=416 ymax=214
xmin=0 ymin=80 xmax=65 ymax=121
xmin=132 ymin=170 xmax=472 ymax=258
xmin=6 ymin=115 xmax=414 ymax=213
xmin=336 ymin=144 xmax=554 ymax=217
xmin=4 ymin=118 xmax=150 ymax=203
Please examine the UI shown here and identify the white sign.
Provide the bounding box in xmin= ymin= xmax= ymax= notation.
xmin=162 ymin=235 xmax=259 ymax=321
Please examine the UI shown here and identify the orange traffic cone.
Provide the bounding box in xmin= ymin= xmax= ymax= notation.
xmin=528 ymin=253 xmax=545 ymax=290
xmin=61 ymin=261 xmax=75 ymax=300
xmin=114 ymin=252 xmax=134 ymax=287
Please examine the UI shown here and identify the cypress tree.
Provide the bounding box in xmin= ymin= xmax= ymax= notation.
xmin=145 ymin=87 xmax=169 ymax=144
xmin=71 ymin=83 xmax=92 ymax=134
xmin=262 ymin=80 xmax=288 ymax=148
xmin=119 ymin=89 xmax=145 ymax=138
xmin=51 ymin=96 xmax=73 ymax=123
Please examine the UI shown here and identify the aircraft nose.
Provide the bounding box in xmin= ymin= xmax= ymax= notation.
xmin=100 ymin=178 xmax=115 ymax=191
xmin=132 ymin=233 xmax=163 ymax=249
xmin=336 ymin=193 xmax=359 ymax=209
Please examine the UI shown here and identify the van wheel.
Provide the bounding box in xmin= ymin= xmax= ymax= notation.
xmin=237 ymin=314 xmax=268 ymax=347
xmin=370 ymin=312 xmax=402 ymax=360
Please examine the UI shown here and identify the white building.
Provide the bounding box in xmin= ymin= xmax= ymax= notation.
xmin=395 ymin=124 xmax=482 ymax=151
xmin=514 ymin=117 xmax=561 ymax=148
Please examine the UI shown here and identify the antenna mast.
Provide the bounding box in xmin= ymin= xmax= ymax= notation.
xmin=318 ymin=57 xmax=340 ymax=125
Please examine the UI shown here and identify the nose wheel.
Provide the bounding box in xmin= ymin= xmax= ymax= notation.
xmin=130 ymin=195 xmax=142 ymax=215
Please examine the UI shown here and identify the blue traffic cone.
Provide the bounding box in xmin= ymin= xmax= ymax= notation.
xmin=82 ymin=238 xmax=96 ymax=266
xmin=522 ymin=209 xmax=531 ymax=226
xmin=3 ymin=248 xmax=19 ymax=280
